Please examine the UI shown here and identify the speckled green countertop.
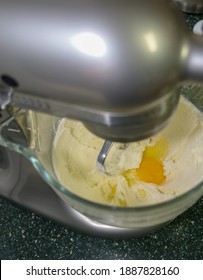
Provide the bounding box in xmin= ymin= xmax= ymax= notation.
xmin=0 ymin=197 xmax=203 ymax=259
xmin=1 ymin=13 xmax=203 ymax=260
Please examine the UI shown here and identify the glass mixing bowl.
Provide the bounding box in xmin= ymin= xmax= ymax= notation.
xmin=0 ymin=83 xmax=203 ymax=232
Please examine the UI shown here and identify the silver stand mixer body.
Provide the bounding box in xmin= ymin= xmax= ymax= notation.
xmin=1 ymin=0 xmax=203 ymax=238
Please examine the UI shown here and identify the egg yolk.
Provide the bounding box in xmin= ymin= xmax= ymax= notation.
xmin=122 ymin=139 xmax=168 ymax=186
xmin=136 ymin=157 xmax=165 ymax=184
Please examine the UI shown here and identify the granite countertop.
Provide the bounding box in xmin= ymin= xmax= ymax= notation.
xmin=0 ymin=196 xmax=203 ymax=259
xmin=1 ymin=13 xmax=203 ymax=260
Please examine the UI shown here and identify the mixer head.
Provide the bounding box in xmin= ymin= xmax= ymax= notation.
xmin=0 ymin=0 xmax=202 ymax=142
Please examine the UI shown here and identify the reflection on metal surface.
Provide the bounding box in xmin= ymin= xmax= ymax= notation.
xmin=193 ymin=20 xmax=203 ymax=35
xmin=143 ymin=32 xmax=158 ymax=53
xmin=173 ymin=0 xmax=203 ymax=14
xmin=71 ymin=32 xmax=107 ymax=58
xmin=181 ymin=44 xmax=190 ymax=60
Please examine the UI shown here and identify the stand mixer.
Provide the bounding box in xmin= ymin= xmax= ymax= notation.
xmin=0 ymin=0 xmax=203 ymax=238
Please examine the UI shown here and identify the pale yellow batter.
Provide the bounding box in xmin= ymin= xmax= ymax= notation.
xmin=52 ymin=97 xmax=203 ymax=206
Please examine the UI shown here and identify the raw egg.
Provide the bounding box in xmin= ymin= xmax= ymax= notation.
xmin=123 ymin=139 xmax=168 ymax=186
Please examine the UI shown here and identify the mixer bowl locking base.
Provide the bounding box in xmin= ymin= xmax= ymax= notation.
xmin=0 ymin=147 xmax=172 ymax=239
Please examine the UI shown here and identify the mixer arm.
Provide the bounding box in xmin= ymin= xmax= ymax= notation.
xmin=0 ymin=0 xmax=203 ymax=142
